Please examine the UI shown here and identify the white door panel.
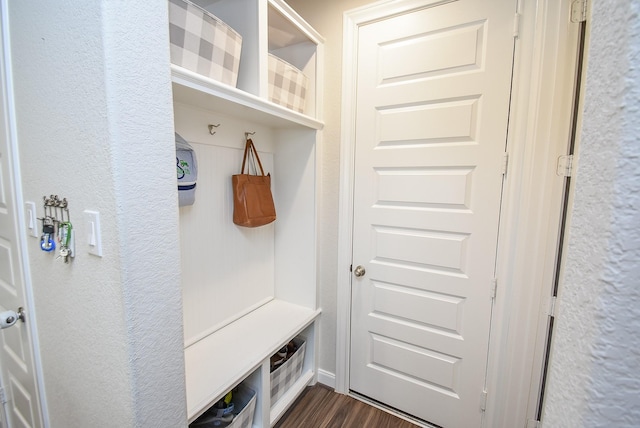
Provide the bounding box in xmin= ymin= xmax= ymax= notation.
xmin=349 ymin=0 xmax=515 ymax=426
xmin=0 ymin=3 xmax=43 ymax=425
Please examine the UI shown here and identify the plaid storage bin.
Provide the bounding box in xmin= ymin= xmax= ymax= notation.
xmin=268 ymin=53 xmax=308 ymax=113
xmin=270 ymin=337 xmax=306 ymax=404
xmin=190 ymin=384 xmax=256 ymax=428
xmin=169 ymin=0 xmax=242 ymax=87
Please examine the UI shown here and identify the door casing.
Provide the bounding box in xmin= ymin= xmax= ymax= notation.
xmin=336 ymin=0 xmax=581 ymax=426
xmin=0 ymin=0 xmax=49 ymax=426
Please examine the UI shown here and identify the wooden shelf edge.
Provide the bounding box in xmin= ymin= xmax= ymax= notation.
xmin=185 ymin=300 xmax=321 ymax=421
xmin=269 ymin=369 xmax=315 ymax=425
xmin=171 ymin=65 xmax=324 ymax=130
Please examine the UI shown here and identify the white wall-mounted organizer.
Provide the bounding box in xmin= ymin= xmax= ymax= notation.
xmin=169 ymin=0 xmax=324 ymax=426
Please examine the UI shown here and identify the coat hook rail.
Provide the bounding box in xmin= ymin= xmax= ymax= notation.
xmin=208 ymin=123 xmax=220 ymax=135
xmin=245 ymin=131 xmax=256 ymax=140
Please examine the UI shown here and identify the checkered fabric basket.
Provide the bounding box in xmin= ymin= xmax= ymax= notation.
xmin=169 ymin=0 xmax=242 ymax=87
xmin=228 ymin=384 xmax=256 ymax=428
xmin=270 ymin=337 xmax=306 ymax=404
xmin=268 ymin=53 xmax=308 ymax=113
xmin=190 ymin=384 xmax=256 ymax=428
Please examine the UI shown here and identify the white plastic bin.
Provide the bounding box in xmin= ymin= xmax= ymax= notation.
xmin=190 ymin=383 xmax=256 ymax=428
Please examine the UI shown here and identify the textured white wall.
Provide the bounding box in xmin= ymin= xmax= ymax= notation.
xmin=285 ymin=0 xmax=376 ymax=378
xmin=542 ymin=1 xmax=640 ymax=426
xmin=9 ymin=1 xmax=186 ymax=427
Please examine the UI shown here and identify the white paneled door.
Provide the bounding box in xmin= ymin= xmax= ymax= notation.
xmin=349 ymin=1 xmax=516 ymax=427
xmin=0 ymin=4 xmax=44 ymax=426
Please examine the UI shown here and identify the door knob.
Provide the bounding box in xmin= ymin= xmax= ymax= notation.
xmin=0 ymin=307 xmax=25 ymax=330
xmin=353 ymin=265 xmax=366 ymax=278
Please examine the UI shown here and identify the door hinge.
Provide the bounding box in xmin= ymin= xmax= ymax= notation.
xmin=570 ymin=0 xmax=588 ymax=23
xmin=480 ymin=389 xmax=488 ymax=411
xmin=501 ymin=152 xmax=509 ymax=176
xmin=548 ymin=296 xmax=558 ymax=318
xmin=556 ymin=154 xmax=574 ymax=177
xmin=490 ymin=278 xmax=497 ymax=300
xmin=513 ymin=13 xmax=521 ymax=38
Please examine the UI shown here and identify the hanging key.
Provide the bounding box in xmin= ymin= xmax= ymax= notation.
xmin=40 ymin=217 xmax=56 ymax=252
xmin=57 ymin=246 xmax=70 ymax=263
xmin=57 ymin=222 xmax=73 ymax=263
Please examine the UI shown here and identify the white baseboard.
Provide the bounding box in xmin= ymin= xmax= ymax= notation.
xmin=316 ymin=368 xmax=336 ymax=389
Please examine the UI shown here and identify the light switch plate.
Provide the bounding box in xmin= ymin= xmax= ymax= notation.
xmin=25 ymin=202 xmax=38 ymax=238
xmin=83 ymin=210 xmax=103 ymax=257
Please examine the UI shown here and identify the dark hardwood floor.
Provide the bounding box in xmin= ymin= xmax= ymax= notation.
xmin=274 ymin=384 xmax=421 ymax=428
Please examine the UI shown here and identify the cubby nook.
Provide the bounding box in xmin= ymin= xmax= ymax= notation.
xmin=170 ymin=0 xmax=324 ymax=425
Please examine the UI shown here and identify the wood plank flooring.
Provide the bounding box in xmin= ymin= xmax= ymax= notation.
xmin=274 ymin=384 xmax=421 ymax=428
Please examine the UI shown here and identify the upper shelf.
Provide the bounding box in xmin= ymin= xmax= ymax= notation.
xmin=171 ymin=64 xmax=324 ymax=130
xmin=177 ymin=0 xmax=324 ymax=121
xmin=268 ymin=0 xmax=323 ymax=50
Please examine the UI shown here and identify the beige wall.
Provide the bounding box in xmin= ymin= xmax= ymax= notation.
xmin=286 ymin=0 xmax=375 ymax=377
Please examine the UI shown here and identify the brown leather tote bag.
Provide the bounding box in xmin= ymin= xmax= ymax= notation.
xmin=232 ymin=139 xmax=276 ymax=227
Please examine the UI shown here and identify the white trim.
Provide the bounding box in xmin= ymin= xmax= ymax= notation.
xmin=316 ymin=368 xmax=336 ymax=389
xmin=0 ymin=1 xmax=49 ymax=426
xmin=484 ymin=0 xmax=581 ymax=424
xmin=334 ymin=6 xmax=357 ymax=396
xmin=337 ymin=0 xmax=581 ymax=425
xmin=342 ymin=0 xmax=450 ymax=24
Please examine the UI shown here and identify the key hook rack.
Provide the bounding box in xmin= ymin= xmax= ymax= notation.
xmin=43 ymin=195 xmax=70 ymax=222
xmin=39 ymin=195 xmax=75 ymax=263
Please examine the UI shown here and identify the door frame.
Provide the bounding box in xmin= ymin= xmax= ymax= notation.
xmin=336 ymin=0 xmax=582 ymax=426
xmin=0 ymin=0 xmax=49 ymax=425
